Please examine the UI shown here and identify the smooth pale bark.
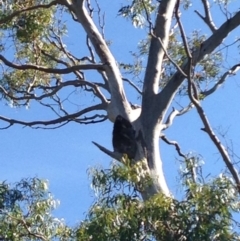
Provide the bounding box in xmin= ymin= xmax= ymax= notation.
xmin=65 ymin=0 xmax=240 ymax=199
xmin=140 ymin=0 xmax=178 ymax=197
xmin=66 ymin=0 xmax=132 ymax=121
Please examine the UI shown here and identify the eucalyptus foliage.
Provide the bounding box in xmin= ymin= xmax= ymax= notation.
xmin=1 ymin=161 xmax=240 ymax=241
xmin=1 ymin=0 xmax=240 ymax=240
xmin=77 ymin=158 xmax=240 ymax=241
xmin=0 ymin=178 xmax=74 ymax=241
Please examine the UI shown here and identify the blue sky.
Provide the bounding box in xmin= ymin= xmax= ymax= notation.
xmin=0 ymin=0 xmax=240 ymax=226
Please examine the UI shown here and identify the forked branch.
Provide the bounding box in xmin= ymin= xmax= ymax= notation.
xmin=162 ymin=104 xmax=193 ymax=130
xmin=195 ymin=0 xmax=217 ymax=32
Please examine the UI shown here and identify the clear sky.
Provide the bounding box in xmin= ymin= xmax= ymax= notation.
xmin=0 ymin=0 xmax=240 ymax=227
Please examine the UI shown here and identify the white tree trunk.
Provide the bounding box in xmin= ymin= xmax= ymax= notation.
xmin=65 ymin=0 xmax=240 ymax=200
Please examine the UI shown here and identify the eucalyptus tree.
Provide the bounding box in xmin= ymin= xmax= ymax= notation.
xmin=1 ymin=162 xmax=240 ymax=240
xmin=0 ymin=0 xmax=240 ymax=202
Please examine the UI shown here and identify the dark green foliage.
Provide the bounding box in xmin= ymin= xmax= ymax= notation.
xmin=76 ymin=159 xmax=240 ymax=241
xmin=0 ymin=161 xmax=239 ymax=241
xmin=0 ymin=178 xmax=74 ymax=241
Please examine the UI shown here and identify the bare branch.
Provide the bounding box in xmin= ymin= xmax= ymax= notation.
xmin=176 ymin=2 xmax=240 ymax=193
xmin=141 ymin=0 xmax=153 ymax=33
xmin=201 ymin=63 xmax=240 ymax=96
xmin=75 ymin=114 xmax=108 ymax=124
xmin=47 ymin=29 xmax=85 ymax=80
xmin=162 ymin=104 xmax=193 ymax=130
xmin=0 ymin=79 xmax=108 ymax=104
xmin=0 ymin=103 xmax=106 ymax=129
xmin=86 ymin=36 xmax=96 ymax=63
xmin=175 ymin=2 xmax=192 ymax=60
xmin=176 ymin=1 xmax=198 ymax=101
xmin=46 ymin=36 xmax=82 ymax=67
xmin=199 ymin=107 xmax=240 ymax=192
xmin=122 ymin=78 xmax=142 ymax=95
xmin=92 ymin=141 xmax=123 ymax=162
xmin=94 ymin=0 xmax=106 ymax=39
xmin=40 ymin=49 xmax=69 ymax=68
xmin=151 ymin=32 xmax=187 ymax=78
xmin=161 ymin=135 xmax=186 ymax=158
xmin=0 ymin=54 xmax=105 ymax=73
xmin=195 ymin=0 xmax=217 ymax=32
xmin=40 ymin=100 xmax=65 ymax=118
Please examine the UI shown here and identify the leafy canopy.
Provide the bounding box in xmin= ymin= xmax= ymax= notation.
xmin=1 ymin=159 xmax=240 ymax=241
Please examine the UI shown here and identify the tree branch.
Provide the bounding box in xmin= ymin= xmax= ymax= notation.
xmin=66 ymin=0 xmax=132 ymax=119
xmin=20 ymin=218 xmax=48 ymax=241
xmin=7 ymin=214 xmax=48 ymax=241
xmin=142 ymin=0 xmax=177 ymax=101
xmin=157 ymin=9 xmax=240 ymax=122
xmin=192 ymin=88 xmax=240 ymax=192
xmin=92 ymin=141 xmax=123 ymax=162
xmin=122 ymin=78 xmax=142 ymax=95
xmin=0 ymin=103 xmax=106 ymax=129
xmin=201 ymin=63 xmax=240 ymax=96
xmin=45 ymin=31 xmax=84 ymax=80
xmin=151 ymin=32 xmax=187 ymax=78
xmin=195 ymin=0 xmax=217 ymax=33
xmin=0 ymin=55 xmax=105 ymax=74
xmin=176 ymin=3 xmax=240 ymax=193
xmin=162 ymin=104 xmax=193 ymax=130
xmin=0 ymin=79 xmax=108 ymax=105
xmin=75 ymin=114 xmax=107 ymax=124
xmin=161 ymin=135 xmax=186 ymax=158
xmin=0 ymin=0 xmax=60 ymax=25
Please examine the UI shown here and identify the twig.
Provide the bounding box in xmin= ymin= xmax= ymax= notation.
xmin=201 ymin=63 xmax=240 ymax=96
xmin=141 ymin=0 xmax=153 ymax=33
xmin=75 ymin=114 xmax=108 ymax=124
xmin=0 ymin=79 xmax=108 ymax=104
xmin=161 ymin=135 xmax=186 ymax=158
xmin=122 ymin=78 xmax=142 ymax=95
xmin=151 ymin=32 xmax=187 ymax=78
xmin=94 ymin=0 xmax=106 ymax=39
xmin=86 ymin=36 xmax=96 ymax=63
